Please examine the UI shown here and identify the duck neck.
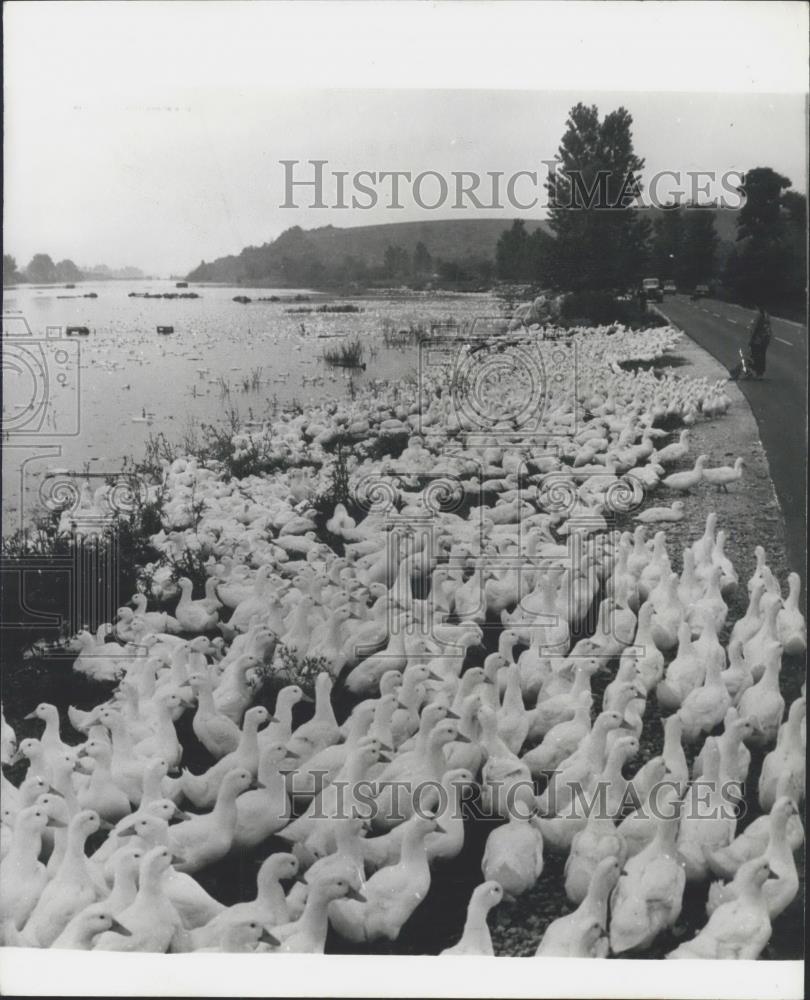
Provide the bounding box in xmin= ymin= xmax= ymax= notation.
xmin=212 ymin=782 xmax=240 ymax=830
xmin=139 ymin=863 xmax=167 ymax=906
xmin=195 ymin=680 xmax=217 ymax=717
xmin=582 ymin=866 xmax=613 ymax=923
xmin=237 ymin=714 xmax=261 ymax=759
xmin=274 ymin=691 xmax=297 ymax=739
xmin=400 ymin=827 xmax=430 ymax=872
xmin=313 ymin=681 xmax=337 ymax=728
xmin=9 ymin=823 xmax=44 ymax=868
xmin=256 ymin=872 xmax=286 ymax=912
xmin=299 ymin=885 xmax=331 ymax=944
xmin=460 ymin=896 xmax=491 ymax=944
xmin=108 ymin=862 xmax=140 ymax=912
xmin=502 ymin=667 xmax=523 ymax=713
xmin=59 ymin=825 xmax=92 ymax=882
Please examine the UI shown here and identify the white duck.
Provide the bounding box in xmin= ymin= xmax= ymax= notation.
xmin=777 ymin=572 xmax=807 ymax=656
xmin=738 ymin=644 xmax=784 ymax=747
xmin=706 ymin=797 xmax=800 ymax=920
xmin=232 ymin=741 xmax=294 ymax=850
xmin=537 ymin=855 xmax=621 ymax=958
xmin=0 ymin=804 xmax=52 ymax=932
xmin=195 ymin=852 xmax=298 ymax=938
xmin=174 ymin=577 xmax=220 ymax=632
xmin=440 ymin=881 xmax=503 ymax=956
xmin=94 ymin=845 xmax=186 ymax=952
xmin=168 ymin=768 xmax=254 ymax=874
xmin=609 ymin=787 xmax=686 ymax=954
xmin=702 ymin=457 xmax=745 ymax=492
xmin=24 ymin=809 xmax=103 ymax=947
xmin=758 ymin=696 xmax=805 ymax=810
xmin=662 ymin=454 xmax=707 ymax=493
xmin=667 ymin=857 xmax=772 ymax=959
xmin=328 ymin=815 xmax=441 ymax=942
xmin=676 ymin=739 xmax=736 ymax=882
xmin=481 ymin=785 xmax=544 ymax=900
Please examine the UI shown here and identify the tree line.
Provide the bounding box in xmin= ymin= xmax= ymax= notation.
xmin=495 ymin=102 xmax=807 ymax=313
xmin=255 ymin=240 xmax=494 ymax=291
xmin=3 ymin=253 xmax=84 ymax=285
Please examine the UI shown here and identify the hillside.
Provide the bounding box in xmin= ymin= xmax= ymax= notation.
xmin=185 ymin=207 xmax=741 ymax=289
xmin=186 ymin=219 xmax=550 ymax=286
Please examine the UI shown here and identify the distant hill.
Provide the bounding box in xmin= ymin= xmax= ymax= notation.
xmin=640 ymin=204 xmax=740 ymax=244
xmin=185 ymin=208 xmax=740 ymax=288
xmin=186 ymin=219 xmax=551 ymax=286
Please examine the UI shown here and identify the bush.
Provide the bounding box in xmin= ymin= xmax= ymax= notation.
xmin=559 ymin=290 xmax=670 ymax=330
xmin=321 ymin=337 xmax=366 ymax=368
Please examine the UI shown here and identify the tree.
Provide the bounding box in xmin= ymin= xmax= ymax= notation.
xmin=679 ymin=206 xmax=718 ymax=289
xmin=545 ymin=103 xmax=650 ymax=290
xmin=412 ymin=241 xmax=432 ymax=275
xmin=725 ymin=167 xmax=804 ymax=308
xmin=383 ymin=244 xmax=410 ymax=281
xmin=3 ymin=255 xmax=21 ymax=284
xmin=54 ymin=259 xmax=83 ymax=282
xmin=650 ymin=204 xmax=684 ymax=281
xmin=495 ymin=220 xmax=531 ymax=281
xmin=25 ymin=253 xmax=58 ymax=284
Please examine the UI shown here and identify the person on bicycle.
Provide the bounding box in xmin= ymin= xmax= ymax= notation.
xmin=748 ymin=304 xmax=772 ymax=377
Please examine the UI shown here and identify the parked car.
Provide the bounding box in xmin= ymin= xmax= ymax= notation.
xmin=690 ymin=283 xmax=710 ymax=300
xmin=642 ymin=277 xmax=664 ymax=302
xmin=663 ymin=280 xmax=677 ymax=294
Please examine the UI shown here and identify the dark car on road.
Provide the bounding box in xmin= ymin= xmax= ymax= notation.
xmin=642 ymin=278 xmax=664 ymax=302
xmin=690 ymin=283 xmax=710 ymax=300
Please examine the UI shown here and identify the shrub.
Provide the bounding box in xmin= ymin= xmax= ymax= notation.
xmin=321 ymin=337 xmax=366 ymax=368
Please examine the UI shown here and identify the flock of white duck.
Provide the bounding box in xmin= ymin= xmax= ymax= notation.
xmin=1 ymin=323 xmax=806 ymax=959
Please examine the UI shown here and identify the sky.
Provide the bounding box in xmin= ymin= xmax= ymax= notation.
xmin=4 ymin=2 xmax=808 ymax=277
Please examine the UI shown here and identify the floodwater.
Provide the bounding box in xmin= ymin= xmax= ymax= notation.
xmin=2 ymin=281 xmax=497 ymax=531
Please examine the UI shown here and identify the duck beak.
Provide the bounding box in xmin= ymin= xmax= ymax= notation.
xmin=171 ymin=808 xmax=191 ymax=822
xmin=377 ymin=742 xmax=393 ymax=754
xmin=620 ymin=868 xmax=629 ymax=877
xmin=171 ymin=853 xmax=186 ymax=865
xmin=167 ymin=766 xmax=182 ymax=776
xmin=454 ymin=733 xmax=471 ymax=744
xmin=23 ymin=711 xmax=38 ymax=720
xmin=619 ymin=720 xmax=635 ymax=731
xmin=378 ymin=752 xmax=393 ymax=763
xmin=766 ymin=867 xmax=780 ymax=879
xmin=346 ymin=887 xmax=367 ymax=903
xmin=432 ymin=822 xmax=446 ymax=834
xmin=299 ymin=693 xmax=315 ymax=703
xmin=267 ymin=714 xmax=279 ymax=724
xmin=260 ymin=929 xmax=281 ymax=946
xmin=97 ymin=819 xmax=115 ymax=831
xmin=46 ymin=817 xmax=67 ymax=828
xmin=117 ymin=827 xmax=137 ymax=838
xmin=445 ymin=709 xmax=460 ymax=720
xmin=427 ymin=671 xmax=442 ymax=682
xmin=483 ymin=677 xmax=495 ymax=685
xmin=249 ymin=779 xmax=266 ymax=790
xmin=284 ymin=751 xmax=300 ymax=760
xmin=110 ymin=919 xmax=133 ymax=936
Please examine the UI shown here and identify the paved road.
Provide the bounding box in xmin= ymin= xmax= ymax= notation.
xmin=660 ymin=295 xmax=806 ymax=581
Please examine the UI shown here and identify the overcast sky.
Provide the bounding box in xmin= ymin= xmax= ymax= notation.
xmin=4 ymin=2 xmax=808 ymax=276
